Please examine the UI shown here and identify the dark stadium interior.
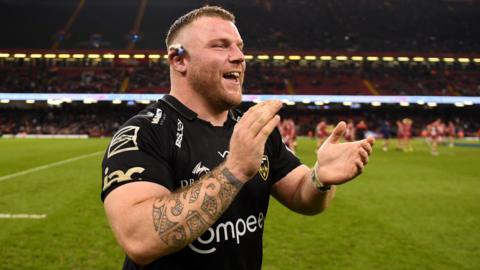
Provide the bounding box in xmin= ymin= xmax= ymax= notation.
xmin=0 ymin=0 xmax=479 ymax=137
xmin=1 ymin=0 xmax=480 ymax=52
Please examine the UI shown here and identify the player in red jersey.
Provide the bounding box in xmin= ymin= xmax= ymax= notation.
xmin=281 ymin=118 xmax=297 ymax=153
xmin=428 ymin=119 xmax=441 ymax=155
xmin=344 ymin=119 xmax=355 ymax=142
xmin=316 ymin=120 xmax=329 ymax=149
xmin=402 ymin=118 xmax=413 ymax=152
xmin=446 ymin=121 xmax=456 ymax=147
xmin=396 ymin=120 xmax=404 ymax=151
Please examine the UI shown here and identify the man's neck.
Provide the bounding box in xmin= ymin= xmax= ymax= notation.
xmin=170 ymin=89 xmax=228 ymax=127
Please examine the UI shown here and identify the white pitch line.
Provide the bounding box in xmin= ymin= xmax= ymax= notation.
xmin=0 ymin=151 xmax=103 ymax=183
xmin=0 ymin=213 xmax=47 ymax=219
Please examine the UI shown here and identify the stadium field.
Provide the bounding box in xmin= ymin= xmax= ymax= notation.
xmin=0 ymin=137 xmax=479 ymax=270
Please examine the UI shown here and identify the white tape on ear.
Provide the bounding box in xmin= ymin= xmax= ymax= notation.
xmin=169 ymin=44 xmax=185 ymax=56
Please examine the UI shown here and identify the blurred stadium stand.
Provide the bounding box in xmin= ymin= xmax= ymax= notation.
xmin=0 ymin=0 xmax=479 ymax=137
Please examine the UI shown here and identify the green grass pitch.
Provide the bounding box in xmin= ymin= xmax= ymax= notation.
xmin=0 ymin=137 xmax=479 ymax=269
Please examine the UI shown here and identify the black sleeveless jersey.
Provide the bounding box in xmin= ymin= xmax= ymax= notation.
xmin=101 ymin=95 xmax=301 ymax=270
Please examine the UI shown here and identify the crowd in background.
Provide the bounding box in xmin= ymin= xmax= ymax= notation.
xmin=1 ymin=105 xmax=479 ymax=139
xmin=1 ymin=60 xmax=479 ymax=96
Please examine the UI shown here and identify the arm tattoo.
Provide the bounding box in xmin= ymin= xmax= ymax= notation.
xmin=152 ymin=163 xmax=243 ymax=251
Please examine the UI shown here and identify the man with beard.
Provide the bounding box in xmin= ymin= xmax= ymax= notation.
xmin=101 ymin=6 xmax=375 ymax=270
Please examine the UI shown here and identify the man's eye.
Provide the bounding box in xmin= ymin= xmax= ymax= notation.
xmin=213 ymin=44 xmax=226 ymax=48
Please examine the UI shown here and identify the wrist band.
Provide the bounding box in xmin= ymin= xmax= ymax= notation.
xmin=311 ymin=162 xmax=331 ymax=192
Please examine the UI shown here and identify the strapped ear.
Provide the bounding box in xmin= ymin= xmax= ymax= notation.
xmin=168 ymin=44 xmax=187 ymax=73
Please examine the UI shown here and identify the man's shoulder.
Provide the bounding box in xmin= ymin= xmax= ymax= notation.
xmin=122 ymin=101 xmax=178 ymax=131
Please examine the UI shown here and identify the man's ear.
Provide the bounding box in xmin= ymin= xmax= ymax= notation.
xmin=168 ymin=44 xmax=187 ymax=73
xmin=169 ymin=52 xmax=187 ymax=73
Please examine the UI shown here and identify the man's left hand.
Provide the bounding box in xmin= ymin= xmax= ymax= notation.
xmin=315 ymin=121 xmax=375 ymax=186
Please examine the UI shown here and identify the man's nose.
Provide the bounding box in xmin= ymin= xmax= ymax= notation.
xmin=229 ymin=45 xmax=245 ymax=64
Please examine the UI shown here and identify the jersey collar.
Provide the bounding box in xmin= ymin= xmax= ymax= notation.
xmin=160 ymin=94 xmax=197 ymax=121
xmin=161 ymin=94 xmax=241 ymax=125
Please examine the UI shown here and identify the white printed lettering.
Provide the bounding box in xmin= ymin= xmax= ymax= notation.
xmin=188 ymin=212 xmax=265 ymax=254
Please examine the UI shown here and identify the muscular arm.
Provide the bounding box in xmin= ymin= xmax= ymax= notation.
xmin=105 ymin=163 xmax=242 ymax=265
xmin=104 ymin=100 xmax=283 ymax=265
xmin=152 ymin=164 xmax=242 ymax=250
xmin=272 ymin=165 xmax=336 ymax=215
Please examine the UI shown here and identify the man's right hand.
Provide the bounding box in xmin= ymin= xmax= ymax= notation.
xmin=225 ymin=100 xmax=282 ymax=183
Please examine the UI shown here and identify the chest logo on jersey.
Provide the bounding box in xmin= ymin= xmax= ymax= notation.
xmin=151 ymin=108 xmax=163 ymax=124
xmin=218 ymin=150 xmax=229 ymax=159
xmin=180 ymin=162 xmax=211 ymax=188
xmin=108 ymin=126 xmax=140 ymax=158
xmin=175 ymin=119 xmax=184 ymax=148
xmin=258 ymin=155 xmax=269 ymax=181
xmin=103 ymin=166 xmax=145 ymax=191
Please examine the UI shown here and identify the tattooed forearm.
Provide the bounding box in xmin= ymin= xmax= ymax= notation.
xmin=152 ymin=163 xmax=243 ymax=250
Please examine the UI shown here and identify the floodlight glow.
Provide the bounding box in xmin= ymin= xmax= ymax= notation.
xmin=1 ymin=99 xmax=10 ymax=103
xmin=244 ymin=55 xmax=254 ymax=60
xmin=367 ymin=56 xmax=379 ymax=61
xmin=163 ymin=54 xmax=169 ymax=59
xmin=112 ymin=99 xmax=122 ymax=104
xmin=47 ymin=99 xmax=63 ymax=105
xmin=371 ymin=101 xmax=381 ymax=106
xmin=335 ymin=56 xmax=348 ymax=61
xmin=342 ymin=101 xmax=352 ymax=106
xmin=273 ymin=55 xmax=285 ymax=60
xmin=88 ymin=54 xmax=100 ymax=59
xmin=428 ymin=57 xmax=440 ymax=62
xmin=314 ymin=101 xmax=324 ymax=105
xmin=58 ymin=54 xmax=70 ymax=58
xmin=398 ymin=57 xmax=409 ymax=62
xmin=134 ymin=54 xmax=146 ymax=59
xmin=443 ymin=58 xmax=455 ymax=63
xmin=304 ymin=55 xmax=317 ymax=60
xmin=30 ymin=54 xmax=42 ymax=58
xmin=400 ymin=101 xmax=409 ymax=106
xmin=454 ymin=102 xmax=464 ymax=107
xmin=458 ymin=58 xmax=470 ymax=63
xmin=138 ymin=100 xmax=151 ymax=104
xmin=286 ymin=101 xmax=295 ymax=106
xmin=44 ymin=54 xmax=56 ymax=58
xmin=323 ymin=99 xmax=330 ymax=104
xmin=0 ymin=53 xmax=10 ymax=58
xmin=413 ymin=57 xmax=425 ymax=62
xmin=427 ymin=102 xmax=437 ymax=107
xmin=320 ymin=56 xmax=332 ymax=61
xmin=417 ymin=100 xmax=425 ymax=105
xmin=148 ymin=54 xmax=160 ymax=59
xmin=102 ymin=53 xmax=115 ymax=59
xmin=257 ymin=55 xmax=270 ymax=60
xmin=463 ymin=100 xmax=473 ymax=106
xmin=253 ymin=99 xmax=261 ymax=103
xmin=302 ymin=99 xmax=310 ymax=104
xmin=288 ymin=55 xmax=301 ymax=60
xmin=119 ymin=54 xmax=131 ymax=59
xmin=62 ymin=98 xmax=72 ymax=103
xmin=382 ymin=57 xmax=394 ymax=62
xmin=73 ymin=54 xmax=85 ymax=58
xmin=83 ymin=98 xmax=97 ymax=104
xmin=14 ymin=53 xmax=26 ymax=58
xmin=473 ymin=58 xmax=480 ymax=63
xmin=26 ymin=99 xmax=35 ymax=104
xmin=352 ymin=56 xmax=364 ymax=61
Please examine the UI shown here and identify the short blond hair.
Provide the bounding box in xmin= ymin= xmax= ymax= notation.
xmin=165 ymin=6 xmax=235 ymax=48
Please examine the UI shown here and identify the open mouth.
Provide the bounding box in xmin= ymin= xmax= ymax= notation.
xmin=222 ymin=71 xmax=241 ymax=84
